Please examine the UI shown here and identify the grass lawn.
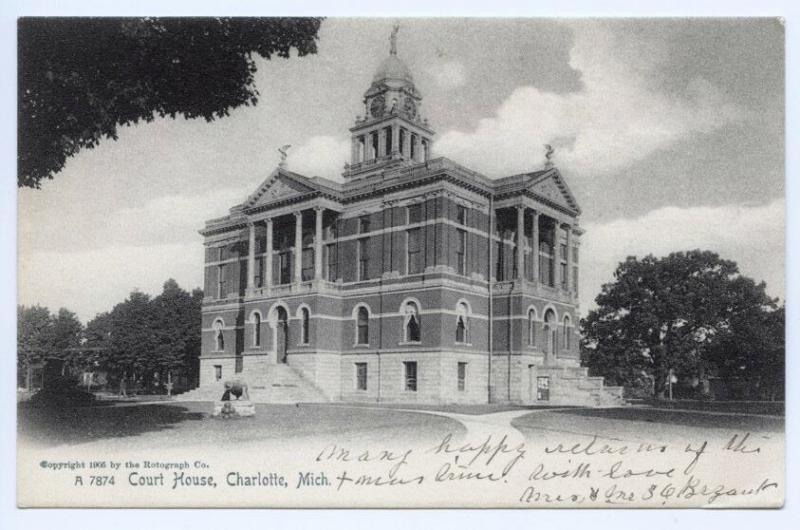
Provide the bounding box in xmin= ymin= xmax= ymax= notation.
xmin=18 ymin=401 xmax=466 ymax=450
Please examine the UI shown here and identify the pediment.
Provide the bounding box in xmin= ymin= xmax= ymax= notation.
xmin=529 ymin=170 xmax=581 ymax=215
xmin=245 ymin=169 xmax=315 ymax=209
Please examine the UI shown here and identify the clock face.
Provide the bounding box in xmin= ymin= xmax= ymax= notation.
xmin=370 ymin=96 xmax=385 ymax=118
xmin=402 ymin=97 xmax=417 ymax=119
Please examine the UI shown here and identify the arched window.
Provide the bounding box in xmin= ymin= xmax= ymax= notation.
xmin=562 ymin=315 xmax=571 ymax=350
xmin=253 ymin=312 xmax=261 ymax=347
xmin=213 ymin=320 xmax=225 ymax=352
xmin=356 ymin=306 xmax=369 ymax=345
xmin=455 ymin=301 xmax=469 ymax=343
xmin=403 ymin=301 xmax=421 ymax=343
xmin=544 ymin=309 xmax=557 ymax=357
xmin=528 ymin=308 xmax=537 ymax=346
xmin=300 ymin=307 xmax=310 ymax=345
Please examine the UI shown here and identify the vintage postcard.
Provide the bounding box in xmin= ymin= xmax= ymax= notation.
xmin=16 ymin=17 xmax=785 ymax=508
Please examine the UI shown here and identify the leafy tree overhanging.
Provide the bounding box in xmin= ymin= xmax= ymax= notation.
xmin=18 ymin=17 xmax=323 ymax=188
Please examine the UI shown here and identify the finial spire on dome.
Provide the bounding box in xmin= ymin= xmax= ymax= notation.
xmin=390 ymin=23 xmax=399 ymax=56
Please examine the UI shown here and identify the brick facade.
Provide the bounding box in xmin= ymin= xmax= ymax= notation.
xmin=192 ymin=36 xmax=614 ymax=406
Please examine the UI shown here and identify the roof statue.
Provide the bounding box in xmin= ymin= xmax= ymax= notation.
xmin=278 ymin=144 xmax=291 ymax=168
xmin=544 ymin=144 xmax=555 ymax=169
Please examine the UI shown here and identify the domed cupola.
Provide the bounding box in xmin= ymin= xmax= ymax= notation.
xmin=345 ymin=24 xmax=434 ymax=181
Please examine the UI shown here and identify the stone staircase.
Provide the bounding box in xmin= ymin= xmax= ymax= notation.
xmin=176 ymin=363 xmax=330 ymax=404
xmin=546 ymin=365 xmax=627 ymax=407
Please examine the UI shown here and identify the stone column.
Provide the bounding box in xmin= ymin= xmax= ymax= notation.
xmin=294 ymin=211 xmax=304 ymax=283
xmin=247 ymin=221 xmax=256 ymax=291
xmin=314 ymin=206 xmax=323 ymax=280
xmin=516 ymin=205 xmax=525 ymax=280
xmin=553 ymin=223 xmax=560 ymax=288
xmin=378 ymin=128 xmax=387 ymax=158
xmin=565 ymin=224 xmax=573 ymax=293
xmin=531 ymin=211 xmax=540 ymax=284
xmin=265 ymin=218 xmax=273 ymax=288
xmin=391 ymin=124 xmax=400 ymax=157
xmin=402 ymin=130 xmax=410 ymax=159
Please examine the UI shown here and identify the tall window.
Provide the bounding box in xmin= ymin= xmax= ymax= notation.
xmin=326 ymin=243 xmax=337 ymax=281
xmin=359 ymin=215 xmax=371 ymax=234
xmin=254 ymin=257 xmax=264 ymax=288
xmin=496 ymin=241 xmax=505 ymax=281
xmin=403 ymin=301 xmax=421 ymax=343
xmin=302 ymin=248 xmax=314 ymax=282
xmin=384 ymin=126 xmax=392 ymax=155
xmin=457 ymin=362 xmax=467 ymax=392
xmin=572 ymin=246 xmax=579 ymax=295
xmin=300 ymin=307 xmax=310 ymax=344
xmin=456 ymin=229 xmax=467 ymax=275
xmin=407 ymin=228 xmax=422 ymax=274
xmin=562 ymin=316 xmax=571 ymax=350
xmin=456 ymin=205 xmax=467 ymax=225
xmin=213 ymin=320 xmax=225 ymax=352
xmin=217 ymin=264 xmax=226 ymax=298
xmin=407 ymin=203 xmax=422 ymax=224
xmin=356 ymin=306 xmax=369 ymax=345
xmin=528 ymin=309 xmax=537 ymax=346
xmin=455 ymin=302 xmax=469 ymax=344
xmin=253 ymin=313 xmax=261 ymax=347
xmin=456 ymin=316 xmax=467 ymax=343
xmin=560 ymin=243 xmax=568 ymax=290
xmin=358 ymin=238 xmax=369 ymax=280
xmin=279 ymin=252 xmax=291 ymax=284
xmin=539 ymin=241 xmax=554 ymax=286
xmin=355 ymin=362 xmax=368 ymax=391
xmin=404 ymin=361 xmax=417 ymax=392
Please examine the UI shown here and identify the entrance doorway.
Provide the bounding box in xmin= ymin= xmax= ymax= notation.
xmin=537 ymin=376 xmax=550 ymax=401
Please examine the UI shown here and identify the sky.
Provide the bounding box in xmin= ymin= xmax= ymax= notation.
xmin=17 ymin=18 xmax=785 ymax=323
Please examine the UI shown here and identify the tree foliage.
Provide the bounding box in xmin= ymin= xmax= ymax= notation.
xmin=84 ymin=280 xmax=203 ymax=389
xmin=581 ymin=250 xmax=782 ymax=399
xmin=18 ymin=17 xmax=323 ymax=188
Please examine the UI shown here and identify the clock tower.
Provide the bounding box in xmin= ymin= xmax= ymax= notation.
xmin=345 ymin=25 xmax=435 ymax=181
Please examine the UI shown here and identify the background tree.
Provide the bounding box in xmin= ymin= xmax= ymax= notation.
xmin=50 ymin=308 xmax=83 ymax=360
xmin=581 ymin=250 xmax=780 ymax=398
xmin=18 ymin=17 xmax=323 ymax=188
xmin=150 ymin=279 xmax=203 ymax=389
xmin=17 ymin=305 xmax=55 ymax=385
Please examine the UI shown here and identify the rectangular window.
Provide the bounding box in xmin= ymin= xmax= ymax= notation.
xmin=279 ymin=252 xmax=291 ymax=284
xmin=572 ymin=246 xmax=579 ymax=263
xmin=326 ymin=243 xmax=337 ymax=282
xmin=217 ymin=264 xmax=226 ymax=298
xmin=254 ymin=257 xmax=264 ymax=288
xmin=496 ymin=241 xmax=505 ymax=281
xmin=214 ymin=365 xmax=222 ymax=381
xmin=407 ymin=228 xmax=422 ymax=274
xmin=456 ymin=229 xmax=467 ymax=275
xmin=302 ymin=247 xmax=314 ymax=282
xmin=359 ymin=215 xmax=371 ymax=234
xmin=404 ymin=361 xmax=418 ymax=392
xmin=539 ymin=242 xmax=554 ymax=286
xmin=561 ymin=262 xmax=568 ymax=289
xmin=457 ymin=205 xmax=467 ymax=225
xmin=384 ymin=126 xmax=392 ymax=156
xmin=407 ymin=203 xmax=422 ymax=224
xmin=572 ymin=266 xmax=579 ymax=295
xmin=355 ymin=363 xmax=368 ymax=391
xmin=457 ymin=362 xmax=467 ymax=392
xmin=358 ymin=238 xmax=370 ymax=280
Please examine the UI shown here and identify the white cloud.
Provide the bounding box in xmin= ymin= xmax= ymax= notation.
xmin=579 ymin=199 xmax=785 ymax=314
xmin=435 ymin=23 xmax=742 ymax=178
xmin=427 ymin=61 xmax=467 ymax=89
xmin=18 ymin=243 xmax=204 ymax=323
xmin=289 ymin=135 xmax=350 ymax=181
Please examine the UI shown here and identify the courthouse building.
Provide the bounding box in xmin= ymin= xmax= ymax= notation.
xmin=187 ymin=33 xmax=624 ymax=406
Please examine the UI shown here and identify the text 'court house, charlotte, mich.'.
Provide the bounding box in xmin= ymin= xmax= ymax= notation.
xmin=188 ymin=28 xmax=624 ymax=407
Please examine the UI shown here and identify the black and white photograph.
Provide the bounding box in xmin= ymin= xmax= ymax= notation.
xmin=7 ymin=8 xmax=792 ymax=516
